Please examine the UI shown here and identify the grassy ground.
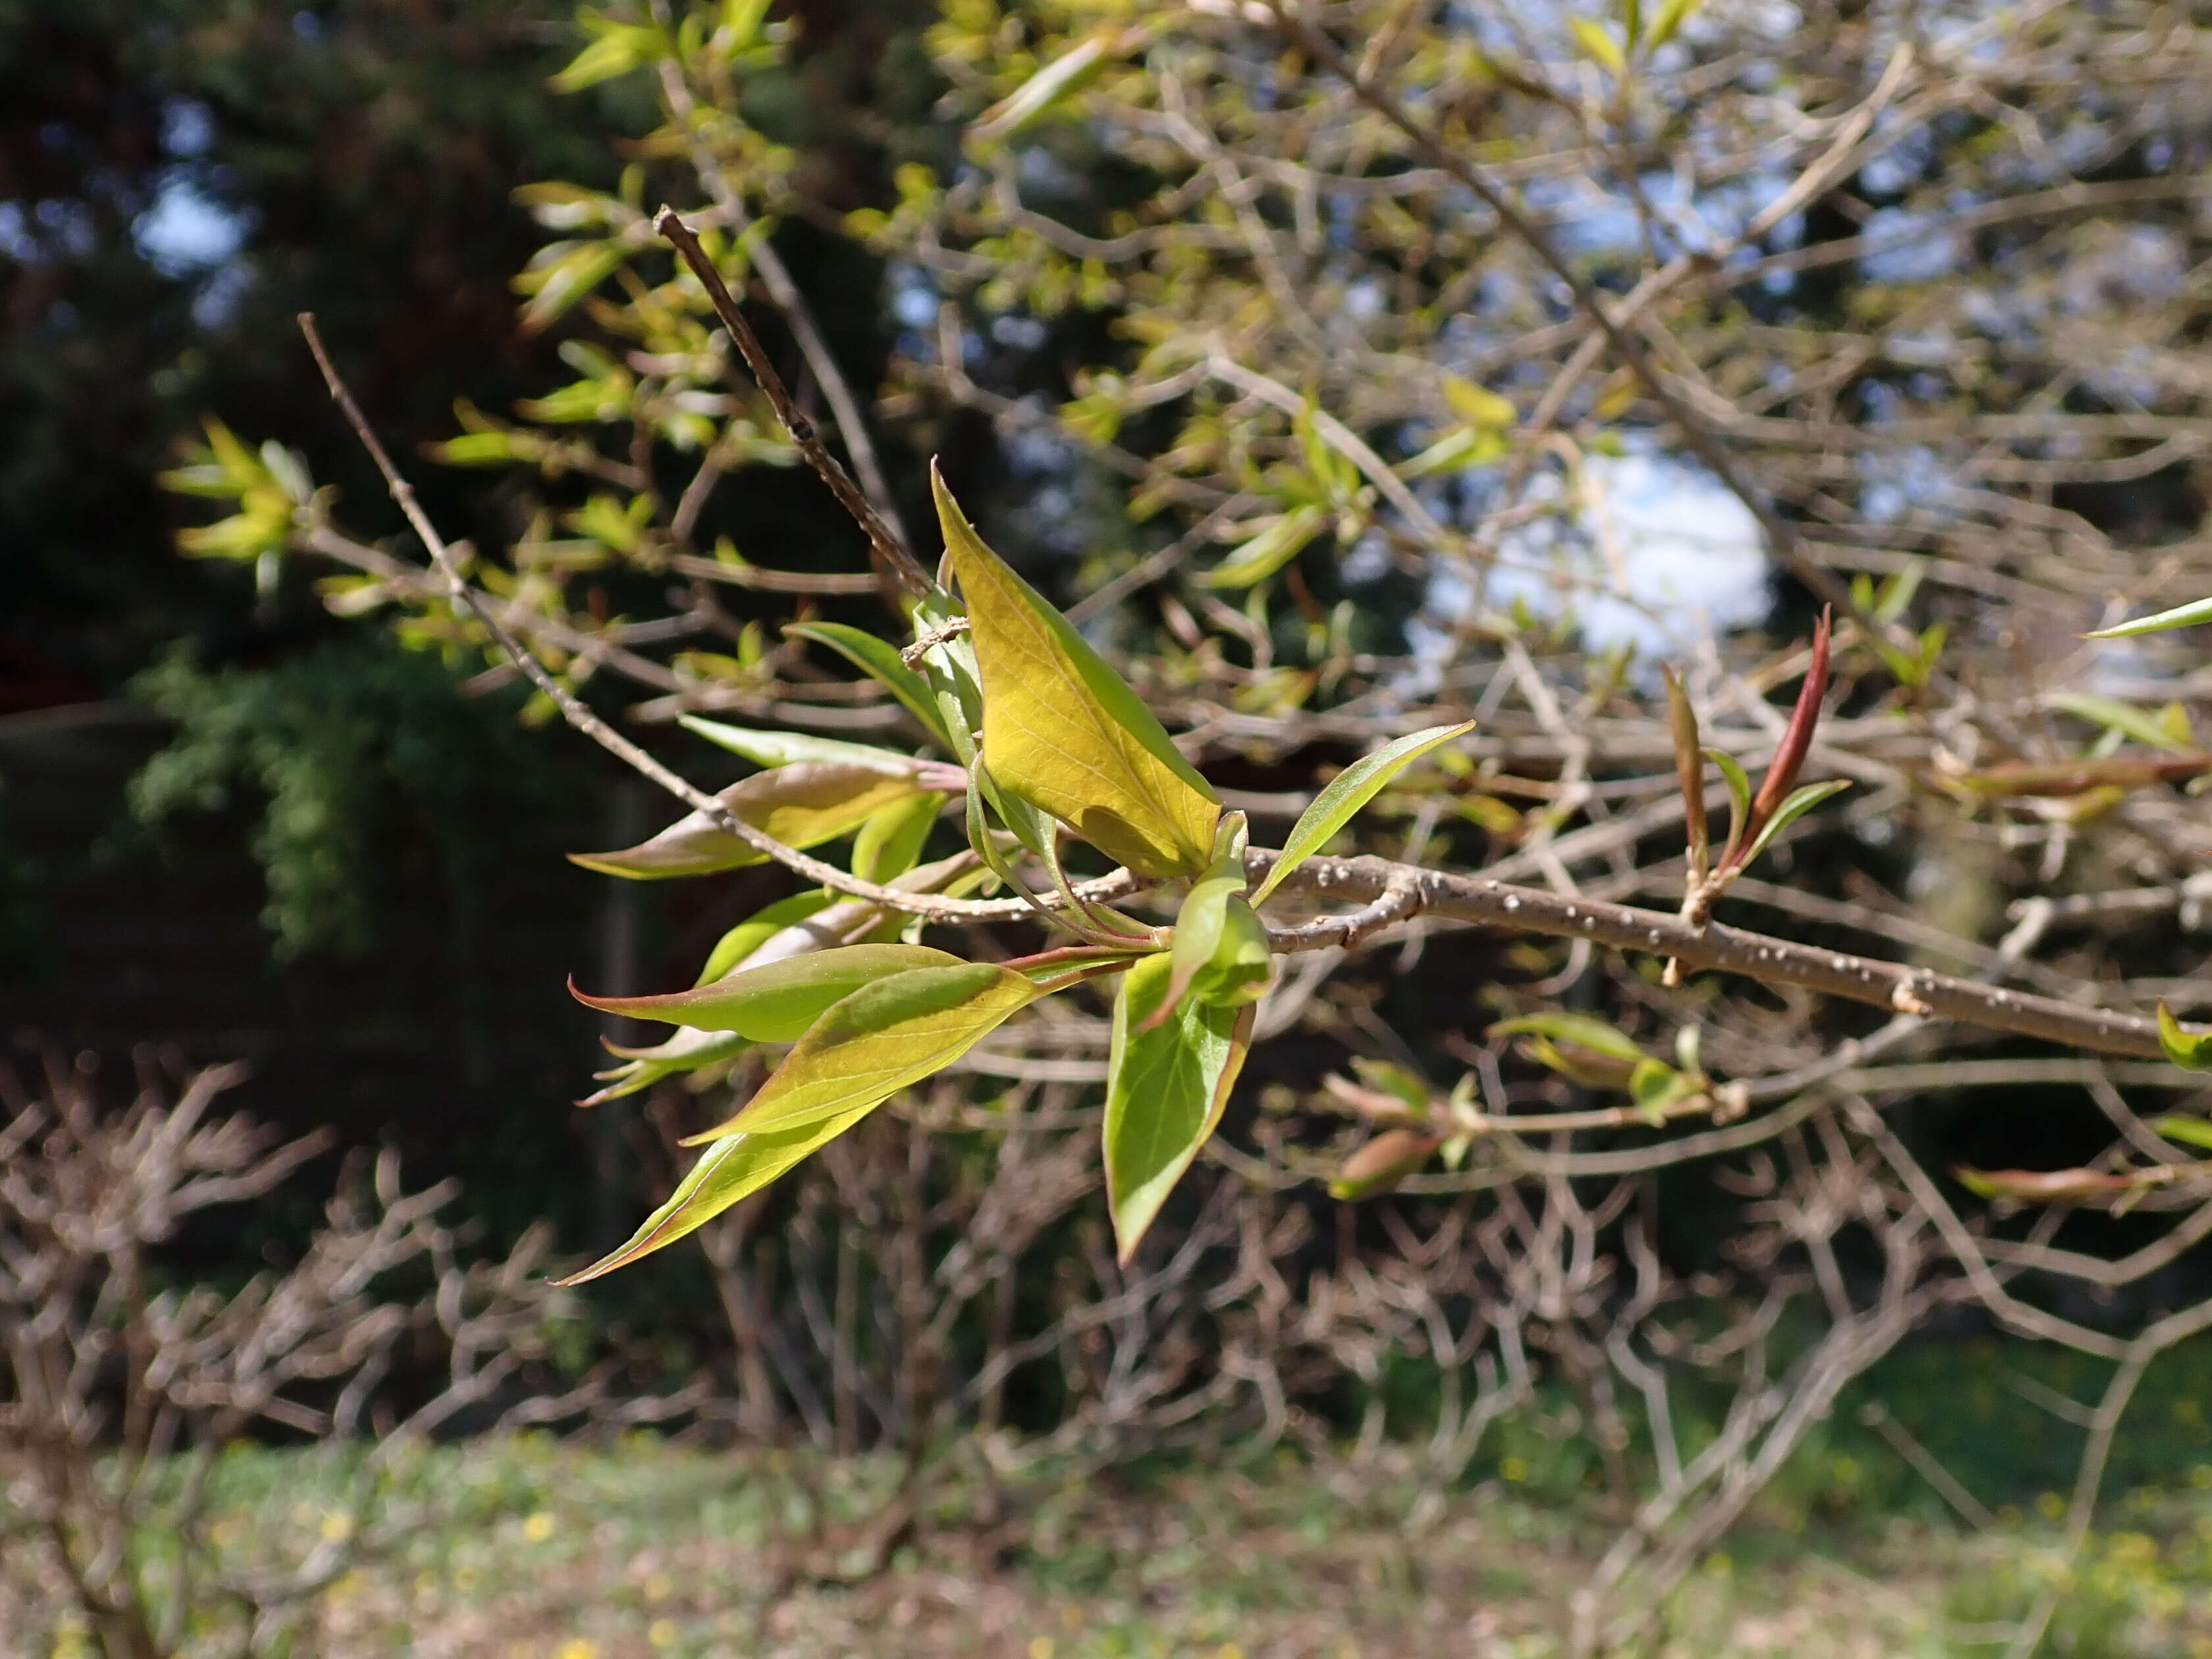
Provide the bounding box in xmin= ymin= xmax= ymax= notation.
xmin=11 ymin=1434 xmax=2212 ymax=1658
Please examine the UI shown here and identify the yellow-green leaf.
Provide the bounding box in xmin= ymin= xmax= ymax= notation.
xmin=571 ymin=943 xmax=965 ymax=1040
xmin=679 ymin=716 xmax=951 ymax=778
xmin=696 ymin=891 xmax=838 ymax=984
xmin=684 ymin=962 xmax=1047 ymax=1142
xmin=568 ymin=764 xmax=928 ymax=880
xmin=1569 ymin=16 xmax=1628 ymax=75
xmin=1104 ymin=953 xmax=1251 ymax=1261
xmin=785 ymin=621 xmax=955 ymax=749
xmin=853 ymin=791 xmax=944 ymax=883
xmin=1201 ymin=505 xmax=1330 ymax=589
xmin=970 ymin=28 xmax=1119 ymax=143
xmin=1252 ymin=722 xmax=1474 ymax=904
xmin=2159 ymin=1003 xmax=2212 ymax=1072
xmin=933 ymin=465 xmax=1219 ymax=877
xmin=558 ymin=1105 xmax=876 ymax=1282
xmin=579 ymin=1026 xmax=747 ymax=1109
xmin=1442 ymin=377 xmax=1518 ymax=431
xmin=1329 ymin=1128 xmax=1442 ymax=1200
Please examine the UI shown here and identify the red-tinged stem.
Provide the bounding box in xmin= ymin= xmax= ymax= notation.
xmin=1725 ymin=606 xmax=1831 ymax=872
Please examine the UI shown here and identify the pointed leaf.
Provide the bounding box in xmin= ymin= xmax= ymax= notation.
xmin=1489 ymin=1012 xmax=1646 ymax=1061
xmin=579 ymin=1027 xmax=747 ymax=1108
xmin=1201 ymin=505 xmax=1330 ymax=589
xmin=558 ymin=1104 xmax=877 ymax=1283
xmin=934 ymin=465 xmax=1221 ymax=878
xmin=1645 ymin=0 xmax=1702 ymax=47
xmin=1939 ymin=755 xmax=2212 ymax=800
xmin=1157 ymin=874 xmax=1240 ymax=1016
xmin=1104 ymin=953 xmax=1251 ymax=1261
xmin=1735 ymin=777 xmax=1851 ymax=871
xmin=970 ymin=28 xmax=1119 ymax=142
xmin=1664 ymin=667 xmax=1706 ymax=883
xmin=1329 ymin=1128 xmax=1442 ymax=1201
xmin=697 ymin=891 xmax=838 ymax=985
xmin=2086 ymin=595 xmax=2212 ymax=639
xmin=1252 ymin=722 xmax=1475 ymax=904
xmin=1442 ymin=377 xmax=1517 ymax=430
xmin=1569 ymin=16 xmax=1627 ymax=75
xmin=2159 ymin=1003 xmax=2212 ymax=1072
xmin=573 ymin=944 xmax=964 ymax=1040
xmin=2046 ymin=693 xmax=2197 ymax=754
xmin=2149 ymin=1115 xmax=2212 ymax=1151
xmin=685 ymin=962 xmax=1047 ymax=1142
xmin=568 ymin=764 xmax=928 ymax=879
xmin=679 ymin=717 xmax=949 ymax=777
xmin=1955 ymin=1165 xmax=2138 ymax=1203
xmin=853 ymin=791 xmax=943 ymax=883
xmin=784 ymin=621 xmax=955 ymax=749
xmin=1707 ymin=747 xmax=1752 ymax=866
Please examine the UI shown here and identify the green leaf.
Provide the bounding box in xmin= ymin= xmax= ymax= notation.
xmin=1706 ymin=747 xmax=1752 ymax=865
xmin=571 ymin=943 xmax=964 ymax=1040
xmin=934 ymin=465 xmax=1221 ymax=878
xmin=2159 ymin=1003 xmax=2212 ymax=1072
xmin=1201 ymin=505 xmax=1330 ymax=589
xmin=558 ymin=1103 xmax=878 ymax=1283
xmin=2086 ymin=595 xmax=2212 ymax=639
xmin=1329 ymin=1128 xmax=1442 ymax=1201
xmin=1103 ymin=953 xmax=1252 ymax=1261
xmin=685 ymin=962 xmax=1048 ymax=1142
xmin=785 ymin=622 xmax=955 ymax=749
xmin=1442 ymin=377 xmax=1517 ymax=431
xmin=1252 ymin=722 xmax=1475 ymax=904
xmin=1735 ymin=777 xmax=1851 ymax=870
xmin=1488 ymin=1012 xmax=1646 ymax=1062
xmin=2149 ymin=1115 xmax=2212 ymax=1151
xmin=2046 ymin=693 xmax=2196 ymax=754
xmin=970 ymin=28 xmax=1120 ymax=142
xmin=579 ymin=1027 xmax=747 ymax=1109
xmin=1645 ymin=0 xmax=1702 ymax=47
xmin=1569 ymin=16 xmax=1627 ymax=75
xmin=1160 ymin=874 xmax=1240 ymax=1013
xmin=697 ymin=891 xmax=838 ymax=984
xmin=678 ymin=716 xmax=945 ymax=777
xmin=550 ymin=21 xmax=662 ymax=92
xmin=567 ymin=764 xmax=928 ymax=880
xmin=853 ymin=791 xmax=943 ymax=883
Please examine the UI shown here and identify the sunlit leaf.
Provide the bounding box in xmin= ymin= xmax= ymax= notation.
xmin=1707 ymin=747 xmax=1751 ymax=863
xmin=934 ymin=465 xmax=1221 ymax=878
xmin=1201 ymin=505 xmax=1329 ymax=589
xmin=2159 ymin=1003 xmax=2212 ymax=1072
xmin=1104 ymin=953 xmax=1251 ymax=1261
xmin=970 ymin=27 xmax=1123 ymax=142
xmin=853 ymin=791 xmax=944 ymax=883
xmin=579 ymin=1026 xmax=747 ymax=1109
xmin=558 ymin=1105 xmax=878 ymax=1283
xmin=1329 ymin=1128 xmax=1442 ymax=1200
xmin=568 ymin=764 xmax=928 ymax=879
xmin=2085 ymin=595 xmax=2212 ymax=639
xmin=1490 ymin=1012 xmax=1647 ymax=1062
xmin=572 ymin=943 xmax=964 ymax=1040
xmin=1938 ymin=754 xmax=2212 ymax=801
xmin=2046 ymin=693 xmax=2196 ymax=754
xmin=685 ymin=962 xmax=1048 ymax=1142
xmin=1664 ymin=667 xmax=1706 ymax=882
xmin=2149 ymin=1115 xmax=2212 ymax=1151
xmin=1442 ymin=377 xmax=1517 ymax=430
xmin=1251 ymin=722 xmax=1474 ymax=904
xmin=1569 ymin=16 xmax=1628 ymax=75
xmin=695 ymin=891 xmax=838 ymax=984
xmin=679 ymin=716 xmax=955 ymax=779
xmin=784 ymin=621 xmax=955 ymax=749
xmin=1645 ymin=0 xmax=1703 ymax=47
xmin=1735 ymin=777 xmax=1851 ymax=870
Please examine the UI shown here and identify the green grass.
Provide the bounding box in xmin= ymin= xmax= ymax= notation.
xmin=12 ymin=1434 xmax=2212 ymax=1658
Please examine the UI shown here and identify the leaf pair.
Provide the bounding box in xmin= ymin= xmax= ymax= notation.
xmin=561 ymin=951 xmax=1050 ymax=1283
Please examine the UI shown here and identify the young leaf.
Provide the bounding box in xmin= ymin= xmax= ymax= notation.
xmin=1156 ymin=873 xmax=1240 ymax=1016
xmin=1663 ymin=667 xmax=1707 ymax=885
xmin=1645 ymin=0 xmax=1702 ymax=48
xmin=1442 ymin=377 xmax=1517 ymax=430
xmin=2045 ymin=693 xmax=2197 ymax=754
xmin=679 ymin=717 xmax=954 ymax=778
xmin=1329 ymin=1128 xmax=1443 ymax=1200
xmin=1733 ymin=777 xmax=1851 ymax=872
xmin=852 ymin=791 xmax=944 ymax=883
xmin=1954 ymin=1165 xmax=2137 ymax=1204
xmin=571 ymin=943 xmax=964 ymax=1041
xmin=2159 ymin=1003 xmax=2212 ymax=1072
xmin=1568 ymin=16 xmax=1628 ymax=75
xmin=1489 ymin=1012 xmax=1647 ymax=1061
xmin=1103 ymin=953 xmax=1251 ymax=1261
xmin=1729 ymin=606 xmax=1831 ymax=871
xmin=784 ymin=621 xmax=955 ymax=749
xmin=696 ymin=891 xmax=838 ymax=985
xmin=1201 ymin=505 xmax=1329 ymax=589
xmin=579 ymin=1027 xmax=747 ymax=1109
xmin=2086 ymin=594 xmax=2212 ymax=639
xmin=934 ymin=465 xmax=1221 ymax=878
xmin=969 ymin=26 xmax=1126 ymax=143
xmin=558 ymin=1103 xmax=880 ymax=1283
xmin=568 ymin=764 xmax=928 ymax=879
xmin=1706 ymin=747 xmax=1752 ymax=867
xmin=1937 ymin=754 xmax=2212 ymax=801
xmin=2149 ymin=1115 xmax=2212 ymax=1152
xmin=685 ymin=962 xmax=1047 ymax=1142
xmin=1251 ymin=722 xmax=1475 ymax=904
